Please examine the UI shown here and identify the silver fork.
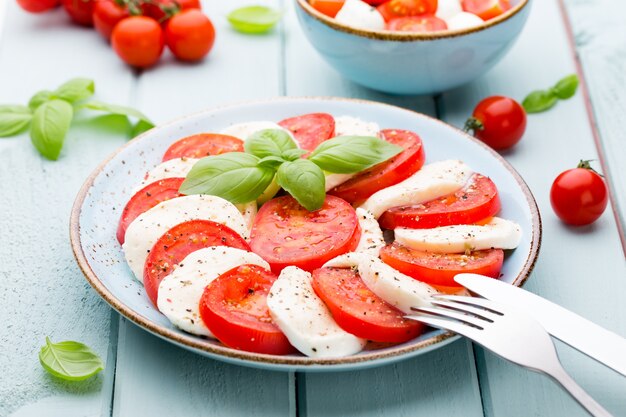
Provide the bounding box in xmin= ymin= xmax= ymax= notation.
xmin=406 ymin=294 xmax=612 ymax=417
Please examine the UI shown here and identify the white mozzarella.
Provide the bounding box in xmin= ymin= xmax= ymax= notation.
xmin=359 ymin=160 xmax=473 ymax=218
xmin=158 ymin=247 xmax=269 ymax=337
xmin=219 ymin=121 xmax=294 ymax=143
xmin=325 ymin=173 xmax=355 ymax=191
xmin=335 ymin=0 xmax=385 ymax=31
xmin=136 ymin=157 xmax=198 ymax=191
xmin=235 ymin=201 xmax=257 ymax=233
xmin=446 ymin=12 xmax=484 ymax=30
xmin=355 ymin=208 xmax=385 ymax=256
xmin=395 ymin=217 xmax=522 ymax=253
xmin=436 ymin=0 xmax=462 ymax=20
xmin=122 ymin=195 xmax=250 ymax=280
xmin=324 ymin=253 xmax=438 ymax=313
xmin=334 ymin=115 xmax=380 ymax=137
xmin=267 ymin=266 xmax=366 ymax=358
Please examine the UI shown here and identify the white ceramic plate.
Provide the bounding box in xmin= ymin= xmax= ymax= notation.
xmin=71 ymin=97 xmax=541 ymax=372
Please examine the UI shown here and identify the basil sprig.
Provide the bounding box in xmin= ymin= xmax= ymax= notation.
xmin=39 ymin=337 xmax=104 ymax=381
xmin=0 ymin=78 xmax=154 ymax=160
xmin=522 ymin=74 xmax=579 ymax=113
xmin=181 ymin=129 xmax=403 ymax=211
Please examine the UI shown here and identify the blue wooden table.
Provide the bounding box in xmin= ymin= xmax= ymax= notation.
xmin=1 ymin=0 xmax=625 ymax=416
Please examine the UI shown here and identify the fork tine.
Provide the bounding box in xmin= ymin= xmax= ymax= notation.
xmin=430 ymin=299 xmax=499 ymax=322
xmin=432 ymin=294 xmax=504 ymax=315
xmin=411 ymin=306 xmax=486 ymax=329
xmin=405 ymin=314 xmax=481 ymax=339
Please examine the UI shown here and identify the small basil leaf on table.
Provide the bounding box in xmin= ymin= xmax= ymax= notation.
xmin=282 ymin=148 xmax=307 ymax=161
xmin=53 ymin=78 xmax=95 ymax=103
xmin=552 ymin=74 xmax=579 ymax=99
xmin=522 ymin=90 xmax=558 ymax=114
xmin=277 ymin=159 xmax=326 ymax=211
xmin=180 ymin=153 xmax=275 ymax=204
xmin=39 ymin=337 xmax=104 ymax=381
xmin=0 ymin=105 xmax=32 ymax=137
xmin=227 ymin=6 xmax=282 ymax=34
xmin=245 ymin=129 xmax=297 ymax=158
xmin=30 ymin=99 xmax=73 ymax=160
xmin=82 ymin=100 xmax=155 ymax=135
xmin=308 ymin=136 xmax=403 ymax=174
xmin=28 ymin=90 xmax=53 ymax=111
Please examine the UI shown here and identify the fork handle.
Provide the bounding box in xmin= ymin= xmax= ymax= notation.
xmin=546 ymin=366 xmax=613 ymax=417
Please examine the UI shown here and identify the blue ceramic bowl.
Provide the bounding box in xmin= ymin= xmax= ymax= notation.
xmin=295 ymin=0 xmax=532 ymax=95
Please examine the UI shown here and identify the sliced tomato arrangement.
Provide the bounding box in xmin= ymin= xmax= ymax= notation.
xmin=461 ymin=0 xmax=511 ymax=20
xmin=312 ymin=267 xmax=423 ymax=343
xmin=385 ymin=15 xmax=447 ymax=32
xmin=162 ymin=133 xmax=244 ymax=161
xmin=278 ymin=113 xmax=335 ymax=152
xmin=250 ymin=195 xmax=361 ymax=273
xmin=377 ymin=0 xmax=438 ymax=21
xmin=199 ymin=264 xmax=295 ymax=355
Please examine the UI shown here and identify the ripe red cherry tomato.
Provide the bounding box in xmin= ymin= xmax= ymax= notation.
xmin=141 ymin=0 xmax=201 ymax=23
xmin=377 ymin=0 xmax=438 ymax=22
xmin=93 ymin=0 xmax=129 ymax=41
xmin=550 ymin=160 xmax=608 ymax=226
xmin=461 ymin=0 xmax=511 ymax=20
xmin=17 ymin=0 xmax=59 ymax=13
xmin=385 ymin=15 xmax=447 ymax=32
xmin=465 ymin=96 xmax=527 ymax=150
xmin=61 ymin=0 xmax=94 ymax=26
xmin=165 ymin=9 xmax=215 ymax=62
xmin=111 ymin=16 xmax=165 ymax=68
xmin=309 ymin=0 xmax=345 ymax=17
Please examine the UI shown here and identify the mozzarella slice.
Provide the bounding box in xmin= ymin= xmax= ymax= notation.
xmin=335 ymin=0 xmax=385 ymax=31
xmin=395 ymin=217 xmax=522 ymax=253
xmin=123 ymin=195 xmax=250 ymax=280
xmin=436 ymin=0 xmax=462 ymax=20
xmin=219 ymin=121 xmax=294 ymax=143
xmin=360 ymin=160 xmax=473 ymax=218
xmin=355 ymin=208 xmax=385 ymax=256
xmin=334 ymin=115 xmax=380 ymax=137
xmin=325 ymin=173 xmax=355 ymax=191
xmin=235 ymin=201 xmax=257 ymax=233
xmin=158 ymin=247 xmax=269 ymax=337
xmin=267 ymin=266 xmax=366 ymax=358
xmin=135 ymin=157 xmax=198 ymax=192
xmin=446 ymin=12 xmax=484 ymax=30
xmin=324 ymin=253 xmax=438 ymax=313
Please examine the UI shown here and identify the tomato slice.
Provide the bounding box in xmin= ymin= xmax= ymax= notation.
xmin=250 ymin=195 xmax=360 ymax=273
xmin=278 ymin=113 xmax=335 ymax=152
xmin=312 ymin=267 xmax=423 ymax=343
xmin=329 ymin=129 xmax=425 ymax=204
xmin=385 ymin=15 xmax=447 ymax=32
xmin=380 ymin=243 xmax=504 ymax=291
xmin=199 ymin=264 xmax=294 ymax=355
xmin=162 ymin=133 xmax=244 ymax=161
xmin=461 ymin=0 xmax=510 ymax=20
xmin=377 ymin=0 xmax=438 ymax=22
xmin=309 ymin=0 xmax=345 ymax=17
xmin=379 ymin=173 xmax=500 ymax=230
xmin=117 ymin=177 xmax=185 ymax=245
xmin=143 ymin=219 xmax=250 ymax=307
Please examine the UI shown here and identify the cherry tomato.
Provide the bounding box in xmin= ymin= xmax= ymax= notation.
xmin=141 ymin=0 xmax=201 ymax=23
xmin=465 ymin=96 xmax=527 ymax=150
xmin=312 ymin=267 xmax=423 ymax=343
xmin=16 ymin=0 xmax=59 ymax=13
xmin=309 ymin=0 xmax=345 ymax=17
xmin=93 ymin=0 xmax=129 ymax=41
xmin=278 ymin=113 xmax=335 ymax=152
xmin=162 ymin=133 xmax=243 ymax=161
xmin=377 ymin=0 xmax=438 ymax=22
xmin=381 ymin=243 xmax=504 ymax=292
xmin=385 ymin=15 xmax=447 ymax=32
xmin=329 ymin=129 xmax=425 ymax=204
xmin=111 ymin=16 xmax=165 ymax=68
xmin=62 ymin=0 xmax=94 ymax=25
xmin=550 ymin=160 xmax=608 ymax=226
xmin=379 ymin=173 xmax=500 ymax=229
xmin=461 ymin=0 xmax=510 ymax=20
xmin=165 ymin=9 xmax=215 ymax=62
xmin=250 ymin=195 xmax=361 ymax=273
xmin=199 ymin=264 xmax=295 ymax=355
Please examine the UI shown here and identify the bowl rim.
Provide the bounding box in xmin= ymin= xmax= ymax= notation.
xmin=70 ymin=96 xmax=542 ymax=370
xmin=295 ymin=0 xmax=530 ymax=42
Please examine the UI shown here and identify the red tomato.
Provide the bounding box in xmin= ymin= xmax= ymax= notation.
xmin=141 ymin=0 xmax=201 ymax=23
xmin=312 ymin=267 xmax=423 ymax=343
xmin=17 ymin=0 xmax=59 ymax=13
xmin=143 ymin=220 xmax=250 ymax=307
xmin=162 ymin=134 xmax=243 ymax=161
xmin=461 ymin=0 xmax=510 ymax=20
xmin=377 ymin=0 xmax=438 ymax=22
xmin=380 ymin=243 xmax=504 ymax=291
xmin=379 ymin=173 xmax=500 ymax=229
xmin=165 ymin=9 xmax=215 ymax=62
xmin=199 ymin=264 xmax=294 ymax=355
xmin=550 ymin=161 xmax=608 ymax=226
xmin=278 ymin=113 xmax=335 ymax=152
xmin=329 ymin=129 xmax=425 ymax=204
xmin=111 ymin=16 xmax=165 ymax=68
xmin=62 ymin=0 xmax=94 ymax=25
xmin=385 ymin=15 xmax=447 ymax=32
xmin=116 ymin=177 xmax=184 ymax=244
xmin=250 ymin=195 xmax=361 ymax=273
xmin=466 ymin=96 xmax=527 ymax=150
xmin=309 ymin=0 xmax=345 ymax=17
xmin=93 ymin=0 xmax=129 ymax=41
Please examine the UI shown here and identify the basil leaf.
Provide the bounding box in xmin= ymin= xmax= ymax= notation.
xmin=30 ymin=99 xmax=73 ymax=160
xmin=131 ymin=119 xmax=154 ymax=137
xmin=277 ymin=159 xmax=325 ymax=211
xmin=39 ymin=337 xmax=104 ymax=381
xmin=54 ymin=78 xmax=95 ymax=103
xmin=258 ymin=155 xmax=285 ymax=169
xmin=522 ymin=90 xmax=558 ymax=114
xmin=227 ymin=6 xmax=282 ymax=34
xmin=282 ymin=148 xmax=307 ymax=161
xmin=308 ymin=136 xmax=403 ymax=174
xmin=180 ymin=152 xmax=275 ymax=204
xmin=82 ymin=100 xmax=154 ymax=130
xmin=0 ymin=105 xmax=32 ymax=137
xmin=29 ymin=90 xmax=53 ymax=111
xmin=245 ymin=129 xmax=297 ymax=158
xmin=552 ymin=74 xmax=579 ymax=100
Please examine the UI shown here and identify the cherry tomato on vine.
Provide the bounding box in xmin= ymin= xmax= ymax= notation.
xmin=165 ymin=9 xmax=215 ymax=62
xmin=111 ymin=16 xmax=164 ymax=68
xmin=465 ymin=96 xmax=527 ymax=150
xmin=141 ymin=0 xmax=201 ymax=23
xmin=62 ymin=0 xmax=94 ymax=26
xmin=550 ymin=160 xmax=608 ymax=226
xmin=93 ymin=0 xmax=129 ymax=41
xmin=16 ymin=0 xmax=59 ymax=13
xmin=377 ymin=0 xmax=438 ymax=22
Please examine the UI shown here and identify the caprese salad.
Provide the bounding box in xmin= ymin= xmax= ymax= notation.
xmin=310 ymin=0 xmax=512 ymax=33
xmin=117 ymin=112 xmax=522 ymax=358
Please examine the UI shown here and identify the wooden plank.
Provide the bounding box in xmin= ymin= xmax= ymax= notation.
xmin=438 ymin=0 xmax=626 ymax=415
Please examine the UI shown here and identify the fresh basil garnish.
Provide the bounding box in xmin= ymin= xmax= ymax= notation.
xmin=522 ymin=74 xmax=579 ymax=114
xmin=30 ymin=100 xmax=73 ymax=160
xmin=53 ymin=78 xmax=95 ymax=103
xmin=308 ymin=136 xmax=403 ymax=174
xmin=552 ymin=74 xmax=579 ymax=100
xmin=245 ymin=128 xmax=297 ymax=159
xmin=39 ymin=337 xmax=104 ymax=381
xmin=277 ymin=159 xmax=326 ymax=211
xmin=0 ymin=105 xmax=33 ymax=137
